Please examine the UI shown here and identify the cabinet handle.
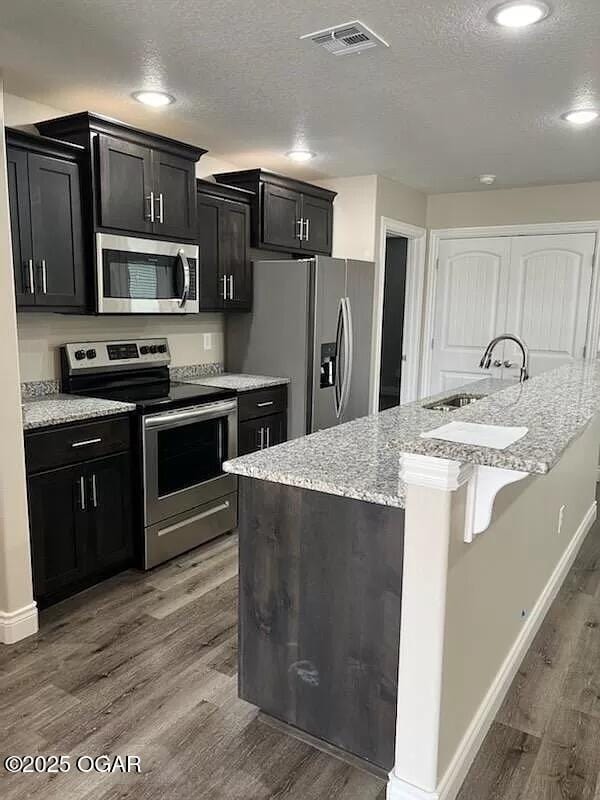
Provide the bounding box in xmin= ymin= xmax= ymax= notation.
xmin=258 ymin=427 xmax=264 ymax=449
xmin=229 ymin=274 xmax=234 ymax=300
xmin=71 ymin=437 xmax=102 ymax=448
xmin=26 ymin=259 xmax=35 ymax=294
xmin=146 ymin=191 xmax=155 ymax=222
xmin=90 ymin=473 xmax=98 ymax=508
xmin=222 ymin=275 xmax=228 ymax=300
xmin=256 ymin=401 xmax=274 ymax=408
xmin=304 ymin=218 xmax=310 ymax=241
xmin=78 ymin=475 xmax=86 ymax=511
xmin=158 ymin=192 xmax=164 ymax=224
xmin=40 ymin=259 xmax=48 ymax=294
xmin=296 ymin=219 xmax=304 ymax=241
xmin=265 ymin=426 xmax=270 ymax=448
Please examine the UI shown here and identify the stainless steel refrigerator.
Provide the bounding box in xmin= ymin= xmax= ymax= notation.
xmin=226 ymin=257 xmax=375 ymax=439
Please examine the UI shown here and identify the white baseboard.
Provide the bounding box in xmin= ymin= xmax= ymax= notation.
xmin=0 ymin=601 xmax=38 ymax=644
xmin=388 ymin=500 xmax=597 ymax=800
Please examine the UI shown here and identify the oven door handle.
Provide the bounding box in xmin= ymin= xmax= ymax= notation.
xmin=178 ymin=249 xmax=190 ymax=308
xmin=144 ymin=399 xmax=238 ymax=430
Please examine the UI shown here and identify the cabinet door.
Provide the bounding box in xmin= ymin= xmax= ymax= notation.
xmin=28 ymin=465 xmax=88 ymax=601
xmin=262 ymin=183 xmax=302 ymax=250
xmin=301 ymin=194 xmax=333 ymax=255
xmin=238 ymin=412 xmax=287 ymax=456
xmin=28 ymin=153 xmax=87 ymax=309
xmin=197 ymin=194 xmax=223 ymax=310
xmin=87 ymin=453 xmax=133 ymax=572
xmin=222 ymin=200 xmax=251 ymax=310
xmin=97 ymin=134 xmax=154 ymax=234
xmin=6 ymin=147 xmax=35 ymax=307
xmin=153 ymin=151 xmax=196 ymax=239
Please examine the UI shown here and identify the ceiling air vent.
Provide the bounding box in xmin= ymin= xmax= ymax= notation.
xmin=300 ymin=20 xmax=389 ymax=56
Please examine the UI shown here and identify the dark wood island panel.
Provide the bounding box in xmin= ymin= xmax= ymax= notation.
xmin=238 ymin=477 xmax=405 ymax=771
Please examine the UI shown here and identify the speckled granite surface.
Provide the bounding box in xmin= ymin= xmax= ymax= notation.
xmin=224 ymin=362 xmax=600 ymax=507
xmin=169 ymin=363 xmax=223 ymax=380
xmin=183 ymin=374 xmax=290 ymax=392
xmin=22 ymin=394 xmax=136 ymax=431
xmin=224 ymin=377 xmax=512 ymax=508
xmin=21 ymin=380 xmax=60 ymax=399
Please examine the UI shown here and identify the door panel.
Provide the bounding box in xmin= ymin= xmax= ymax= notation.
xmin=312 ymin=257 xmax=347 ymax=432
xmin=28 ymin=153 xmax=86 ymax=308
xmin=430 ymin=238 xmax=511 ymax=393
xmin=222 ymin=200 xmax=251 ymax=309
xmin=98 ymin=134 xmax=153 ymax=234
xmin=197 ymin=194 xmax=223 ymax=310
xmin=504 ymin=233 xmax=595 ymax=378
xmin=28 ymin=466 xmax=88 ymax=600
xmin=88 ymin=453 xmax=133 ymax=572
xmin=6 ymin=147 xmax=35 ymax=306
xmin=154 ymin=151 xmax=195 ymax=239
xmin=262 ymin=184 xmax=302 ymax=250
xmin=301 ymin=194 xmax=332 ymax=255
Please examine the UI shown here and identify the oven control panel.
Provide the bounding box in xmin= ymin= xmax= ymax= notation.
xmin=63 ymin=338 xmax=170 ymax=373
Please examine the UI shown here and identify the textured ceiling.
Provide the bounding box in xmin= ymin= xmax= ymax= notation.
xmin=0 ymin=0 xmax=599 ymax=192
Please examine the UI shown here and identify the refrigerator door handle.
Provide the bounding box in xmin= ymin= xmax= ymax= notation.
xmin=339 ymin=297 xmax=353 ymax=419
xmin=334 ymin=297 xmax=344 ymax=418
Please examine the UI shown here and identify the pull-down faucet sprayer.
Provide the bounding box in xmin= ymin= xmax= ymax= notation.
xmin=480 ymin=334 xmax=529 ymax=382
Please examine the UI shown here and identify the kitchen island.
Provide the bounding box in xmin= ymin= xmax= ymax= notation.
xmin=224 ymin=362 xmax=600 ymax=800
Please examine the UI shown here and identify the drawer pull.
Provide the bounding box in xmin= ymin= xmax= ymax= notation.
xmin=71 ymin=437 xmax=102 ymax=448
xmin=158 ymin=501 xmax=231 ymax=537
xmin=256 ymin=401 xmax=274 ymax=408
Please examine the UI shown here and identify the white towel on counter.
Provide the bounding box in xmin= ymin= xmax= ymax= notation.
xmin=420 ymin=421 xmax=528 ymax=450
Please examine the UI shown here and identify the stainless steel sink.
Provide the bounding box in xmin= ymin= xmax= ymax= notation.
xmin=423 ymin=393 xmax=485 ymax=412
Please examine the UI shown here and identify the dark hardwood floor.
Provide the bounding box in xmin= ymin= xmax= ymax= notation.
xmin=1 ymin=507 xmax=600 ymax=800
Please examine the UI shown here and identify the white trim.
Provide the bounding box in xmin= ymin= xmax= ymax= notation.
xmin=421 ymin=220 xmax=600 ymax=397
xmin=400 ymin=453 xmax=473 ymax=492
xmin=0 ymin=602 xmax=38 ymax=645
xmin=373 ymin=217 xmax=427 ymax=411
xmin=387 ymin=499 xmax=597 ymax=800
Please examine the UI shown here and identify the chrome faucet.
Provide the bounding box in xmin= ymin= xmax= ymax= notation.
xmin=479 ymin=334 xmax=530 ymax=382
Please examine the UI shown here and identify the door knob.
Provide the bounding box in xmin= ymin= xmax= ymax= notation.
xmin=493 ymin=359 xmax=502 ymax=367
xmin=503 ymin=360 xmax=513 ymax=368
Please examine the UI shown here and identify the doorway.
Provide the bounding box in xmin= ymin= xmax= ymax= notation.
xmin=379 ymin=236 xmax=408 ymax=410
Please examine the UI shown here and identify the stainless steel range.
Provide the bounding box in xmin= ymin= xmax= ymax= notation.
xmin=61 ymin=338 xmax=237 ymax=569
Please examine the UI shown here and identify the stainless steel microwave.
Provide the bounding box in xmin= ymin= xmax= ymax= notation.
xmin=96 ymin=233 xmax=199 ymax=314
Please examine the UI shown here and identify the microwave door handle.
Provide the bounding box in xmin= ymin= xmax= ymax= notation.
xmin=178 ymin=249 xmax=190 ymax=308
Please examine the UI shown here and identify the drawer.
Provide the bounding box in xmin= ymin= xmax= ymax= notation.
xmin=238 ymin=385 xmax=287 ymax=422
xmin=25 ymin=416 xmax=132 ymax=475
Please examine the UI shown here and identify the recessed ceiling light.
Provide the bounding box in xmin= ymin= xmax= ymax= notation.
xmin=479 ymin=174 xmax=497 ymax=185
xmin=286 ymin=149 xmax=316 ymax=162
xmin=132 ymin=90 xmax=175 ymax=107
xmin=491 ymin=1 xmax=550 ymax=27
xmin=561 ymin=108 xmax=600 ymax=125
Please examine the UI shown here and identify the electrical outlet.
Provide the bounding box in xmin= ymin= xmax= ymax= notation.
xmin=558 ymin=504 xmax=565 ymax=535
xmin=203 ymin=333 xmax=213 ymax=351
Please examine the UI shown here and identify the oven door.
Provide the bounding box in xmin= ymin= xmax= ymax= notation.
xmin=142 ymin=399 xmax=238 ymax=526
xmin=96 ymin=232 xmax=199 ymax=313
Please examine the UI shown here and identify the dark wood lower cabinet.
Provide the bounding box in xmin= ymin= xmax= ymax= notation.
xmin=238 ymin=477 xmax=405 ymax=771
xmin=238 ymin=412 xmax=287 ymax=456
xmin=26 ymin=418 xmax=134 ymax=607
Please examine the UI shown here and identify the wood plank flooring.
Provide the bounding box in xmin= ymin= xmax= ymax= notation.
xmin=1 ymin=507 xmax=600 ymax=800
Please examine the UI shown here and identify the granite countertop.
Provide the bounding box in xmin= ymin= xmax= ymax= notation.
xmin=182 ymin=373 xmax=290 ymax=392
xmin=223 ymin=377 xmax=512 ymax=508
xmin=22 ymin=393 xmax=136 ymax=431
xmin=223 ymin=361 xmax=600 ymax=508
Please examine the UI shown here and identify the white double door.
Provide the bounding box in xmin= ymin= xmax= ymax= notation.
xmin=429 ymin=233 xmax=596 ymax=394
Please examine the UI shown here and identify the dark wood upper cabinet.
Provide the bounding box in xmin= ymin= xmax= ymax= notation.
xmin=196 ymin=179 xmax=252 ymax=311
xmin=97 ymin=134 xmax=154 ymax=234
xmin=37 ymin=111 xmax=205 ymax=242
xmin=6 ymin=129 xmax=88 ymax=312
xmin=213 ymin=169 xmax=336 ymax=256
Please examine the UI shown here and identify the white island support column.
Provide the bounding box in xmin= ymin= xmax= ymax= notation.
xmin=388 ymin=455 xmax=473 ymax=800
